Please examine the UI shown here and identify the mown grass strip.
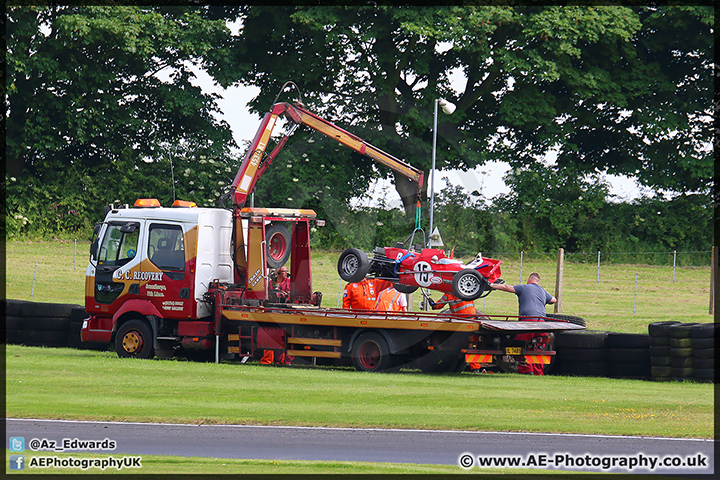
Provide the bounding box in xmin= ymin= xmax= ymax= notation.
xmin=6 ymin=449 xmax=561 ymax=475
xmin=6 ymin=345 xmax=714 ymax=439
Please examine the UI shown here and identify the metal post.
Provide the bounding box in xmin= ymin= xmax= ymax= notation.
xmin=710 ymin=246 xmax=717 ymax=315
xmin=672 ymin=250 xmax=676 ymax=283
xmin=31 ymin=261 xmax=38 ymax=300
xmin=554 ymin=248 xmax=564 ymax=313
xmin=634 ymin=273 xmax=638 ymax=316
xmin=597 ymin=251 xmax=601 ymax=284
xmin=428 ymin=99 xmax=439 ymax=241
xmin=74 ymin=238 xmax=77 ymax=270
xmin=337 ymin=277 xmax=343 ymax=308
xmin=519 ymin=251 xmax=524 ymax=284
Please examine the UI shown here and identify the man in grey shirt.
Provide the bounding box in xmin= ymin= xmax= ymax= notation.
xmin=491 ymin=272 xmax=557 ymax=374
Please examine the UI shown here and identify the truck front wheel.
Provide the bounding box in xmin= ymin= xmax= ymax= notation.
xmin=352 ymin=332 xmax=398 ymax=373
xmin=116 ymin=320 xmax=155 ymax=359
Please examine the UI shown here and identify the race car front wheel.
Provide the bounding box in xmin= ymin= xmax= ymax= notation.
xmin=452 ymin=269 xmax=486 ymax=300
xmin=338 ymin=248 xmax=370 ymax=283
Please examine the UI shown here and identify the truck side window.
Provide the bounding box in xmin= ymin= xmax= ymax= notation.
xmin=98 ymin=223 xmax=140 ymax=267
xmin=148 ymin=224 xmax=185 ymax=271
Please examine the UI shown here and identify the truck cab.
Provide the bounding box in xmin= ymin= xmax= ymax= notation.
xmin=82 ymin=200 xmax=233 ymax=356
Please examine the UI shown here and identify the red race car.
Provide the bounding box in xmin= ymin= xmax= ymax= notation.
xmin=337 ymin=246 xmax=502 ymax=301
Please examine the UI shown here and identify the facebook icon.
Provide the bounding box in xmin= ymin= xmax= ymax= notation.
xmin=10 ymin=455 xmax=25 ymax=470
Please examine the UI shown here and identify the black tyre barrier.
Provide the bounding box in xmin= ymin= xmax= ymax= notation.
xmin=24 ymin=316 xmax=71 ymax=332
xmin=649 ymin=345 xmax=670 ymax=356
xmin=649 ymin=336 xmax=670 ymax=346
xmin=671 ymin=367 xmax=694 ymax=378
xmin=5 ymin=300 xmax=108 ymax=352
xmin=568 ymin=360 xmax=609 ymax=377
xmin=4 ymin=299 xmax=29 ymax=317
xmin=6 ymin=315 xmax=24 ymax=330
xmin=70 ymin=306 xmax=88 ymax=323
xmin=556 ymin=347 xmax=607 ymax=362
xmin=669 ymin=337 xmax=693 ymax=348
xmin=651 ymin=366 xmax=672 ymax=377
xmin=606 ymin=332 xmax=650 ymax=349
xmin=670 ymin=347 xmax=694 ymax=358
xmin=693 ymin=348 xmax=717 ymax=360
xmin=692 ymin=337 xmax=715 ymax=350
xmin=21 ymin=302 xmax=75 ymax=318
xmin=609 ymin=361 xmax=649 ymax=380
xmin=670 ymin=356 xmax=694 ymax=368
xmin=608 ymin=347 xmax=650 ymax=363
xmin=555 ymin=330 xmax=608 ymax=349
xmin=650 ymin=355 xmax=671 ymax=366
xmin=694 ymin=368 xmax=715 ymax=383
xmin=668 ymin=323 xmax=702 ymax=338
xmin=648 ymin=321 xmax=681 ymax=337
xmin=23 ymin=330 xmax=68 ymax=348
xmin=690 ymin=323 xmax=718 ymax=339
xmin=6 ymin=329 xmax=24 ymax=344
xmin=694 ymin=358 xmax=715 ymax=370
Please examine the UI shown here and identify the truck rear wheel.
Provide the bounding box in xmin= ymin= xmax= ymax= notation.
xmin=116 ymin=320 xmax=154 ymax=359
xmin=352 ymin=332 xmax=398 ymax=373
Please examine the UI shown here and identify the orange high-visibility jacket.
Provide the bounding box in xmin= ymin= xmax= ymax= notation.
xmin=343 ymin=278 xmax=393 ymax=310
xmin=375 ymin=288 xmax=407 ymax=312
xmin=434 ymin=293 xmax=476 ymax=315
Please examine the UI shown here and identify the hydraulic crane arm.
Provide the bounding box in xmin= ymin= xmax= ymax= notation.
xmin=231 ymin=102 xmax=424 ymax=208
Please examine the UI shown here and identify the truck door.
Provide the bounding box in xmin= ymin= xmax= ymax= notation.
xmin=93 ymin=221 xmax=142 ymax=306
xmin=145 ymin=222 xmax=194 ymax=318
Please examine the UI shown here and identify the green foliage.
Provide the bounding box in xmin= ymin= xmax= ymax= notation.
xmin=5 ymin=5 xmax=237 ymax=236
xmin=233 ymin=4 xmax=713 ymax=213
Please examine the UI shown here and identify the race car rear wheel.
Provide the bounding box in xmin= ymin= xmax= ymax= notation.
xmin=338 ymin=248 xmax=370 ymax=283
xmin=452 ymin=268 xmax=485 ymax=300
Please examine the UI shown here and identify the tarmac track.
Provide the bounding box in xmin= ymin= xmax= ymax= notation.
xmin=6 ymin=418 xmax=714 ymax=474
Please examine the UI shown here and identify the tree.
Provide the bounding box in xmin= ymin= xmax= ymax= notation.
xmin=5 ymin=5 xmax=239 ymax=235
xmin=231 ymin=5 xmax=713 ymax=215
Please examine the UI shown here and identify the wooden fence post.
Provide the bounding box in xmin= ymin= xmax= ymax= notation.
xmin=554 ymin=248 xmax=564 ymax=313
xmin=711 ymin=246 xmax=717 ymax=316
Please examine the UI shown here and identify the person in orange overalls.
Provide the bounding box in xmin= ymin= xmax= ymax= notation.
xmin=429 ymin=293 xmax=476 ymax=315
xmin=374 ymin=285 xmax=407 ymax=312
xmin=342 ymin=278 xmax=393 ymax=310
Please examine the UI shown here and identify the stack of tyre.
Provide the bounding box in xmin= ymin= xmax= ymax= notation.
xmin=553 ymin=330 xmax=609 ymax=377
xmin=4 ymin=299 xmax=108 ymax=351
xmin=6 ymin=301 xmax=75 ymax=348
xmin=606 ymin=332 xmax=651 ymax=380
xmin=690 ymin=323 xmax=716 ymax=383
xmin=649 ymin=322 xmax=716 ymax=382
xmin=5 ymin=299 xmax=28 ymax=345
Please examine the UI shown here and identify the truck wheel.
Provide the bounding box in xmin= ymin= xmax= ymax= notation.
xmin=266 ymin=224 xmax=291 ymax=269
xmin=352 ymin=332 xmax=397 ymax=373
xmin=451 ymin=269 xmax=485 ymax=300
xmin=338 ymin=248 xmax=370 ymax=283
xmin=115 ymin=320 xmax=154 ymax=359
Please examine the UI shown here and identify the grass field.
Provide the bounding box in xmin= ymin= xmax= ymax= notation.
xmin=5 ymin=239 xmax=714 ymax=333
xmin=6 ymin=346 xmax=714 ymax=439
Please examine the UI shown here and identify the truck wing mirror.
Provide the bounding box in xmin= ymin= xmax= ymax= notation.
xmin=120 ymin=222 xmax=138 ymax=234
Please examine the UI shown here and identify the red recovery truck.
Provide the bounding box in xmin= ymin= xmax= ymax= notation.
xmin=82 ymin=90 xmax=584 ymax=372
